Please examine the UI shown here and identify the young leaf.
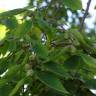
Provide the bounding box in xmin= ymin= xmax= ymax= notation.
xmin=36 ymin=71 xmax=69 ymax=94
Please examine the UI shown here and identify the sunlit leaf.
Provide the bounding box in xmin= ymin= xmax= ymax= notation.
xmin=0 ymin=8 xmax=27 ymax=18
xmin=64 ymin=0 xmax=82 ymax=10
xmin=14 ymin=20 xmax=32 ymax=37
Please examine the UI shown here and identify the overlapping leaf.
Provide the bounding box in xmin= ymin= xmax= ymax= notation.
xmin=36 ymin=71 xmax=69 ymax=94
xmin=43 ymin=62 xmax=70 ymax=79
xmin=9 ymin=77 xmax=26 ymax=96
xmin=0 ymin=8 xmax=27 ymax=18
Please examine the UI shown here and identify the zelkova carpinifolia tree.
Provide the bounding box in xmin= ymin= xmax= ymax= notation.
xmin=0 ymin=0 xmax=96 ymax=96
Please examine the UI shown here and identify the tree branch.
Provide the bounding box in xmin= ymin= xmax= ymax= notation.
xmin=79 ymin=0 xmax=92 ymax=32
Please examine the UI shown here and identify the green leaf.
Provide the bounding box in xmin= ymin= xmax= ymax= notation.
xmin=0 ymin=41 xmax=9 ymax=55
xmin=21 ymin=20 xmax=33 ymax=34
xmin=14 ymin=20 xmax=32 ymax=37
xmin=0 ymin=58 xmax=8 ymax=74
xmin=8 ymin=41 xmax=17 ymax=52
xmin=0 ymin=64 xmax=24 ymax=87
xmin=79 ymin=53 xmax=96 ymax=68
xmin=0 ymin=8 xmax=26 ymax=18
xmin=64 ymin=55 xmax=82 ymax=69
xmin=0 ymin=85 xmax=12 ymax=96
xmin=85 ymin=79 xmax=96 ymax=89
xmin=31 ymin=26 xmax=42 ymax=40
xmin=36 ymin=71 xmax=69 ymax=94
xmin=35 ymin=18 xmax=55 ymax=40
xmin=33 ymin=41 xmax=48 ymax=59
xmin=2 ymin=64 xmax=22 ymax=80
xmin=0 ymin=79 xmax=8 ymax=87
xmin=48 ymin=48 xmax=70 ymax=62
xmin=70 ymin=29 xmax=87 ymax=45
xmin=14 ymin=50 xmax=24 ymax=62
xmin=9 ymin=77 xmax=26 ymax=96
xmin=43 ymin=62 xmax=69 ymax=78
xmin=70 ymin=29 xmax=96 ymax=54
xmin=0 ymin=57 xmax=27 ymax=87
xmin=64 ymin=0 xmax=82 ymax=10
xmin=1 ymin=17 xmax=18 ymax=30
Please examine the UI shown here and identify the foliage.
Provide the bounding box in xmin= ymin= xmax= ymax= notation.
xmin=0 ymin=0 xmax=96 ymax=96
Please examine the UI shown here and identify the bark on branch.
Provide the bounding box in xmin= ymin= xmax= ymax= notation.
xmin=79 ymin=0 xmax=92 ymax=32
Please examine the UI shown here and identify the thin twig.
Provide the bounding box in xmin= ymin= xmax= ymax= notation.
xmin=79 ymin=0 xmax=92 ymax=32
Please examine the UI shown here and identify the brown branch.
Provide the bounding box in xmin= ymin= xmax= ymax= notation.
xmin=79 ymin=0 xmax=92 ymax=32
